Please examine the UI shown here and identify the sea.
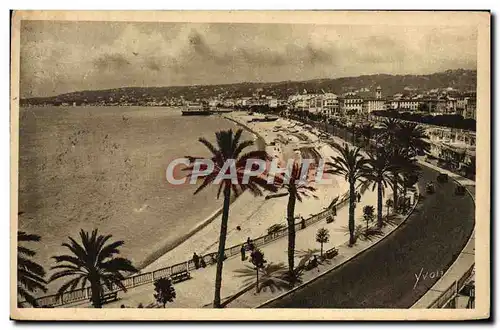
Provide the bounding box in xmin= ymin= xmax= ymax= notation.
xmin=18 ymin=106 xmax=252 ymax=291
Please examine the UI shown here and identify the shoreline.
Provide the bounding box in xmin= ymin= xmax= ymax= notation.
xmin=140 ymin=111 xmax=347 ymax=273
xmin=138 ymin=111 xmax=267 ymax=270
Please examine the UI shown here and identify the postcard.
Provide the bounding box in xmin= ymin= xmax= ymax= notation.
xmin=10 ymin=10 xmax=490 ymax=321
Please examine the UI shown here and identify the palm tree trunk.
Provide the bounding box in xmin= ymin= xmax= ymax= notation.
xmin=392 ymin=176 xmax=399 ymax=213
xmin=213 ymin=185 xmax=231 ymax=308
xmin=349 ymin=180 xmax=356 ymax=246
xmin=377 ymin=181 xmax=383 ymax=228
xmin=403 ymin=182 xmax=408 ymax=212
xmin=286 ymin=191 xmax=297 ymax=282
xmin=256 ymin=268 xmax=259 ymax=293
xmin=90 ymin=278 xmax=102 ymax=308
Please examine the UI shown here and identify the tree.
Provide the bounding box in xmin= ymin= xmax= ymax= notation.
xmin=359 ymin=123 xmax=375 ymax=148
xmin=395 ymin=121 xmax=429 ymax=156
xmin=385 ymin=199 xmax=394 ymax=217
xmin=234 ymin=262 xmax=289 ymax=295
xmin=364 ymin=148 xmax=394 ymax=227
xmin=265 ymin=159 xmax=317 ymax=284
xmin=400 ymin=163 xmax=421 ymax=212
xmin=17 ymin=231 xmax=47 ymax=307
xmin=315 ymin=228 xmax=330 ymax=257
xmin=184 ymin=129 xmax=277 ymax=308
xmin=464 ymin=155 xmax=476 ymax=178
xmin=387 ymin=146 xmax=413 ymax=212
xmin=50 ymin=229 xmax=137 ymax=308
xmin=249 ymin=249 xmax=267 ymax=293
xmin=363 ymin=205 xmax=375 ymax=231
xmin=153 ymin=277 xmax=176 ymax=308
xmin=379 ymin=117 xmax=401 ymax=146
xmin=326 ymin=143 xmax=370 ymax=245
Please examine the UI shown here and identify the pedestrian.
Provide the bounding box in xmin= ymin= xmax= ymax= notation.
xmin=200 ymin=258 xmax=206 ymax=268
xmin=192 ymin=252 xmax=200 ymax=269
xmin=357 ymin=191 xmax=361 ymax=202
xmin=240 ymin=244 xmax=246 ymax=261
xmin=301 ymin=217 xmax=306 ymax=229
xmin=248 ymin=240 xmax=255 ymax=251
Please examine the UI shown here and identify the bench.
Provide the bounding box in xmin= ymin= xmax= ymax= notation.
xmin=171 ymin=270 xmax=191 ymax=284
xmin=325 ymin=247 xmax=339 ymax=259
xmin=90 ymin=291 xmax=118 ymax=305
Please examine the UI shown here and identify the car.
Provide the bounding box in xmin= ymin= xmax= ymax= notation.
xmin=426 ymin=182 xmax=435 ymax=194
xmin=437 ymin=173 xmax=449 ymax=183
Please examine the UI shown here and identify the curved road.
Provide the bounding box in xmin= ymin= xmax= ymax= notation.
xmin=264 ymin=166 xmax=475 ymax=308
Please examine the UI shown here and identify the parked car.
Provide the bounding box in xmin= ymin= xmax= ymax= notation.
xmin=455 ymin=185 xmax=466 ymax=196
xmin=437 ymin=173 xmax=449 ymax=183
xmin=426 ymin=182 xmax=435 ymax=194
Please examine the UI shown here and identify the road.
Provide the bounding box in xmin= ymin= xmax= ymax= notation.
xmin=263 ymin=166 xmax=475 ymax=308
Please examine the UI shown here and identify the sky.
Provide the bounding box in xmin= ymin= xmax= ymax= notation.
xmin=19 ymin=21 xmax=478 ymax=98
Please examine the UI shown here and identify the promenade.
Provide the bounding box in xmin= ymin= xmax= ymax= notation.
xmin=57 ymin=114 xmax=473 ymax=310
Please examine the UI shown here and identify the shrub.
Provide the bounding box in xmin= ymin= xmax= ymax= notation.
xmin=153 ymin=277 xmax=176 ymax=308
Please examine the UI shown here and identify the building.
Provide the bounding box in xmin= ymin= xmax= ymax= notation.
xmin=322 ymin=93 xmax=340 ymax=117
xmin=288 ymin=93 xmax=340 ymax=117
xmin=456 ymin=95 xmax=477 ymax=119
xmin=340 ymin=95 xmax=364 ymax=114
xmin=425 ymin=126 xmax=476 ymax=170
xmin=268 ymin=98 xmax=278 ymax=108
xmin=363 ymin=99 xmax=386 ymax=113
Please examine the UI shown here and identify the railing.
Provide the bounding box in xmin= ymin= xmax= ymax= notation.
xmin=24 ymin=115 xmax=358 ymax=308
xmin=26 ymin=188 xmax=350 ymax=308
xmin=429 ymin=281 xmax=457 ymax=309
xmin=428 ymin=263 xmax=475 ymax=309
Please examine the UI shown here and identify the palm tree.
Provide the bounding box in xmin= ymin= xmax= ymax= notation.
xmin=363 ymin=205 xmax=375 ymax=231
xmin=248 ymin=249 xmax=267 ymax=293
xmin=326 ymin=143 xmax=370 ymax=245
xmin=364 ymin=148 xmax=394 ymax=227
xmin=400 ymin=161 xmax=421 ymax=212
xmin=296 ymin=248 xmax=321 ymax=269
xmin=50 ymin=229 xmax=137 ymax=308
xmin=396 ymin=121 xmax=429 ymax=156
xmin=385 ymin=199 xmax=394 ymax=217
xmin=17 ymin=231 xmax=47 ymax=307
xmin=387 ymin=146 xmax=412 ymax=212
xmin=184 ymin=129 xmax=277 ymax=308
xmin=233 ymin=262 xmax=289 ymax=294
xmin=265 ymin=160 xmax=317 ymax=283
xmin=379 ymin=117 xmax=401 ymax=146
xmin=315 ymin=228 xmax=330 ymax=256
xmin=359 ymin=123 xmax=375 ymax=148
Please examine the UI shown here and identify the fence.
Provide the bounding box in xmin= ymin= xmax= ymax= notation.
xmin=24 ymin=116 xmax=358 ymax=308
xmin=428 ymin=263 xmax=475 ymax=309
xmin=25 ymin=187 xmax=351 ymax=308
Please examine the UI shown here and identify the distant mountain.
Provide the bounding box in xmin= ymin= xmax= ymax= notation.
xmin=20 ymin=69 xmax=476 ymax=106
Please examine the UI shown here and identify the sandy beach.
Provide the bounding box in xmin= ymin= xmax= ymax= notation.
xmin=141 ymin=111 xmax=349 ymax=273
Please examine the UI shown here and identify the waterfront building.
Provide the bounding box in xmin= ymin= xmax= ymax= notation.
xmin=425 ymin=126 xmax=476 ymax=170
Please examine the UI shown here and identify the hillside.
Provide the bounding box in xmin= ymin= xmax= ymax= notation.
xmin=20 ymin=69 xmax=476 ymax=106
